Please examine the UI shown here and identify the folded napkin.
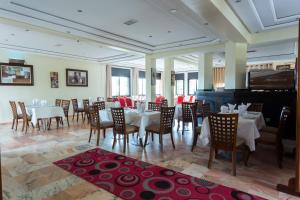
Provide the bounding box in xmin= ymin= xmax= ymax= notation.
xmin=114 ymin=101 xmax=121 ymax=108
xmin=220 ymin=105 xmax=229 ymax=113
xmin=227 ymin=103 xmax=236 ymax=113
xmin=241 ymin=103 xmax=251 ymax=110
xmin=238 ymin=104 xmax=247 ymax=116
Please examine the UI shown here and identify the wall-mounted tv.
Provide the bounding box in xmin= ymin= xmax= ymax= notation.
xmin=248 ymin=70 xmax=294 ymax=90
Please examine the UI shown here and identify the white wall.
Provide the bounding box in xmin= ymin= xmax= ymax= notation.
xmin=0 ymin=49 xmax=107 ymax=123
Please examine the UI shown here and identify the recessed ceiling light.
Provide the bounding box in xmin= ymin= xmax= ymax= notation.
xmin=77 ymin=39 xmax=80 ymax=43
xmin=235 ymin=0 xmax=242 ymax=2
xmin=10 ymin=33 xmax=15 ymax=36
xmin=203 ymin=22 xmax=209 ymax=25
xmin=77 ymin=9 xmax=83 ymax=13
xmin=66 ymin=31 xmax=71 ymax=34
xmin=124 ymin=19 xmax=138 ymax=26
xmin=148 ymin=35 xmax=152 ymax=38
xmin=170 ymin=9 xmax=177 ymax=13
xmin=25 ymin=29 xmax=30 ymax=32
xmin=55 ymin=44 xmax=63 ymax=47
xmin=168 ymin=30 xmax=172 ymax=33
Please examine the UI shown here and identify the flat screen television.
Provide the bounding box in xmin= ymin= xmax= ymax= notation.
xmin=248 ymin=70 xmax=294 ymax=90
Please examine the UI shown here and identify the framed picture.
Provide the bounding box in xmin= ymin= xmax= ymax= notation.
xmin=0 ymin=63 xmax=34 ymax=86
xmin=50 ymin=72 xmax=59 ymax=88
xmin=66 ymin=68 xmax=88 ymax=87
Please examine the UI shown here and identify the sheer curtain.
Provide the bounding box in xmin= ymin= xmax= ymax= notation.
xmin=213 ymin=67 xmax=225 ymax=88
xmin=106 ymin=64 xmax=112 ymax=98
xmin=132 ymin=68 xmax=139 ymax=96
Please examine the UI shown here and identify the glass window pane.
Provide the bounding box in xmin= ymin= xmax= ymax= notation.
xmin=189 ymin=79 xmax=197 ymax=95
xmin=176 ymin=80 xmax=184 ymax=95
xmin=120 ymin=77 xmax=130 ymax=96
xmin=138 ymin=78 xmax=146 ymax=95
xmin=156 ymin=80 xmax=161 ymax=95
xmin=112 ymin=76 xmax=120 ymax=96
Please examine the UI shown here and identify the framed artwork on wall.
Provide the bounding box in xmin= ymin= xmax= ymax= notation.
xmin=50 ymin=72 xmax=59 ymax=88
xmin=0 ymin=63 xmax=34 ymax=86
xmin=66 ymin=68 xmax=88 ymax=87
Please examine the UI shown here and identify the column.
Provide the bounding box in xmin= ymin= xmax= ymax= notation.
xmin=224 ymin=41 xmax=248 ymax=89
xmin=198 ymin=53 xmax=213 ymax=90
xmin=132 ymin=67 xmax=139 ymax=96
xmin=163 ymin=57 xmax=175 ymax=106
xmin=145 ymin=55 xmax=156 ymax=102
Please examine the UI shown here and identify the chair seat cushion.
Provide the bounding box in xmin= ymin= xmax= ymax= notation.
xmin=101 ymin=121 xmax=114 ymax=128
xmin=261 ymin=126 xmax=278 ymax=134
xmin=125 ymin=125 xmax=139 ymax=133
xmin=257 ymin=132 xmax=276 ymax=145
xmin=236 ymin=137 xmax=245 ymax=147
xmin=145 ymin=124 xmax=160 ymax=133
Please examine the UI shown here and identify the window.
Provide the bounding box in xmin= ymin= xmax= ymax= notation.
xmin=175 ymin=73 xmax=184 ymax=95
xmin=138 ymin=71 xmax=146 ymax=96
xmin=156 ymin=73 xmax=162 ymax=95
xmin=111 ymin=67 xmax=131 ymax=96
xmin=188 ymin=72 xmax=198 ymax=95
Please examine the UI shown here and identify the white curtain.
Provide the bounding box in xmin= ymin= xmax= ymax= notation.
xmin=106 ymin=64 xmax=112 ymax=98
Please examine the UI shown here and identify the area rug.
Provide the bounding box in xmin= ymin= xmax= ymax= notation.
xmin=54 ymin=148 xmax=265 ymax=200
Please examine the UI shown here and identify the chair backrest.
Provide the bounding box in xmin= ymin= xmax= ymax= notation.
xmin=118 ymin=97 xmax=126 ymax=108
xmin=162 ymin=99 xmax=168 ymax=107
xmin=71 ymin=99 xmax=79 ymax=111
xmin=125 ymin=98 xmax=133 ymax=107
xmin=89 ymin=105 xmax=100 ymax=128
xmin=201 ymin=103 xmax=211 ymax=118
xmin=209 ymin=113 xmax=239 ymax=151
xmin=148 ymin=102 xmax=161 ymax=111
xmin=177 ymin=96 xmax=184 ymax=104
xmin=111 ymin=107 xmax=126 ymax=134
xmin=61 ymin=100 xmax=70 ymax=117
xmin=9 ymin=101 xmax=18 ymax=118
xmin=18 ymin=102 xmax=28 ymax=121
xmin=55 ymin=99 xmax=62 ymax=107
xmin=248 ymin=103 xmax=263 ymax=112
xmin=277 ymin=106 xmax=291 ymax=144
xmin=159 ymin=106 xmax=175 ymax=133
xmin=93 ymin=101 xmax=105 ymax=111
xmin=83 ymin=99 xmax=90 ymax=112
xmin=182 ymin=102 xmax=195 ymax=123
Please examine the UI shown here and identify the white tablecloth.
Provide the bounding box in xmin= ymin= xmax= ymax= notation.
xmin=100 ymin=109 xmax=160 ymax=137
xmin=26 ymin=106 xmax=65 ymax=126
xmin=199 ymin=112 xmax=266 ymax=151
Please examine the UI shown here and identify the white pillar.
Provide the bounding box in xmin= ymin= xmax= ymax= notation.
xmin=198 ymin=53 xmax=213 ymax=90
xmin=145 ymin=55 xmax=156 ymax=102
xmin=224 ymin=41 xmax=247 ymax=89
xmin=132 ymin=67 xmax=139 ymax=96
xmin=163 ymin=57 xmax=175 ymax=106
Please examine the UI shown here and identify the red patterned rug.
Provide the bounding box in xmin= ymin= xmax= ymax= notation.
xmin=54 ymin=148 xmax=265 ymax=200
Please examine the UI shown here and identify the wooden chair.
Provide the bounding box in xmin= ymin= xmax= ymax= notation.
xmin=148 ymin=102 xmax=161 ymax=111
xmin=190 ymin=103 xmax=201 ymax=152
xmin=162 ymin=99 xmax=168 ymax=107
xmin=248 ymin=103 xmax=263 ymax=112
xmin=257 ymin=106 xmax=291 ymax=168
xmin=55 ymin=99 xmax=62 ymax=107
xmin=71 ymin=99 xmax=84 ymax=122
xmin=133 ymin=101 xmax=138 ymax=109
xmin=61 ymin=100 xmax=70 ymax=127
xmin=107 ymin=97 xmax=113 ymax=102
xmin=18 ymin=102 xmax=33 ymax=134
xmin=82 ymin=99 xmax=90 ymax=123
xmin=9 ymin=101 xmax=23 ymax=130
xmin=93 ymin=101 xmax=105 ymax=111
xmin=89 ymin=105 xmax=114 ymax=146
xmin=111 ymin=107 xmax=139 ymax=153
xmin=208 ymin=113 xmax=247 ymax=176
xmin=178 ymin=102 xmax=195 ymax=135
xmin=144 ymin=106 xmax=175 ymax=151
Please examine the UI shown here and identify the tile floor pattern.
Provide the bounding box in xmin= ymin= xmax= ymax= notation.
xmin=0 ymin=119 xmax=299 ymax=200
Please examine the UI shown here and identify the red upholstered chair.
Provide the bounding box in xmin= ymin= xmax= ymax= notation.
xmin=126 ymin=98 xmax=133 ymax=108
xmin=155 ymin=96 xmax=164 ymax=104
xmin=177 ymin=96 xmax=184 ymax=105
xmin=118 ymin=97 xmax=126 ymax=108
xmin=112 ymin=98 xmax=118 ymax=102
xmin=189 ymin=96 xmax=194 ymax=103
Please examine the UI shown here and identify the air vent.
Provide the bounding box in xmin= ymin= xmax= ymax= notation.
xmin=247 ymin=50 xmax=256 ymax=53
xmin=124 ymin=19 xmax=138 ymax=26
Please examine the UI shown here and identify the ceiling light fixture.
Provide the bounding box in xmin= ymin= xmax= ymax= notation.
xmin=10 ymin=33 xmax=15 ymax=36
xmin=235 ymin=0 xmax=242 ymax=3
xmin=170 ymin=9 xmax=177 ymax=13
xmin=148 ymin=35 xmax=152 ymax=38
xmin=25 ymin=29 xmax=30 ymax=32
xmin=77 ymin=9 xmax=83 ymax=13
xmin=203 ymin=22 xmax=209 ymax=25
xmin=124 ymin=19 xmax=138 ymax=26
xmin=55 ymin=44 xmax=63 ymax=47
xmin=66 ymin=31 xmax=71 ymax=34
xmin=168 ymin=30 xmax=172 ymax=33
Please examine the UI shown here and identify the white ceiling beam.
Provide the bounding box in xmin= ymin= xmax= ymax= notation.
xmin=182 ymin=0 xmax=251 ymax=43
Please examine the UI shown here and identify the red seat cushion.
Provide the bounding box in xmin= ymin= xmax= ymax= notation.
xmin=155 ymin=96 xmax=165 ymax=104
xmin=113 ymin=98 xmax=118 ymax=102
xmin=177 ymin=96 xmax=184 ymax=104
xmin=118 ymin=97 xmax=126 ymax=108
xmin=126 ymin=98 xmax=133 ymax=108
xmin=189 ymin=96 xmax=194 ymax=103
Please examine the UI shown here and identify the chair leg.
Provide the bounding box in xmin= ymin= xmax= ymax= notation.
xmin=67 ymin=117 xmax=70 ymax=127
xmin=144 ymin=131 xmax=149 ymax=148
xmin=160 ymin=134 xmax=163 ymax=152
xmin=56 ymin=117 xmax=60 ymax=129
xmin=96 ymin=129 xmax=100 ymax=146
xmin=191 ymin=132 xmax=199 ymax=152
xmin=112 ymin=132 xmax=117 ymax=149
xmin=88 ymin=128 xmax=92 ymax=143
xmin=81 ymin=112 xmax=84 ymax=121
xmin=11 ymin=119 xmax=15 ymax=129
xmin=72 ymin=113 xmax=75 ymax=121
xmin=208 ymin=147 xmax=214 ymax=169
xmin=103 ymin=129 xmax=106 ymax=138
xmin=170 ymin=132 xmax=175 ymax=149
xmin=232 ymin=150 xmax=237 ymax=176
xmin=182 ymin=122 xmax=185 ymax=135
xmin=127 ymin=134 xmax=129 ymax=143
xmin=123 ymin=134 xmax=127 ymax=153
xmin=177 ymin=118 xmax=180 ymax=132
xmin=277 ymin=143 xmax=284 ymax=168
xmin=77 ymin=112 xmax=79 ymax=122
xmin=215 ymin=148 xmax=218 ymax=159
xmin=244 ymin=145 xmax=251 ymax=166
xmin=16 ymin=119 xmax=19 ymax=131
xmin=25 ymin=121 xmax=28 ymax=134
xmin=151 ymin=132 xmax=154 ymax=141
xmin=83 ymin=114 xmax=85 ymax=123
xmin=21 ymin=120 xmax=25 ymax=131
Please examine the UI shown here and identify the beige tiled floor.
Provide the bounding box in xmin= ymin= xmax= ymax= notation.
xmin=0 ymin=119 xmax=299 ymax=200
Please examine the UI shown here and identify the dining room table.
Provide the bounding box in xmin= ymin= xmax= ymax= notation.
xmin=199 ymin=111 xmax=266 ymax=151
xmin=26 ymin=105 xmax=65 ymax=130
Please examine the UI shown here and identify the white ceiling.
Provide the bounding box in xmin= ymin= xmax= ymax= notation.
xmin=227 ymin=0 xmax=300 ymax=33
